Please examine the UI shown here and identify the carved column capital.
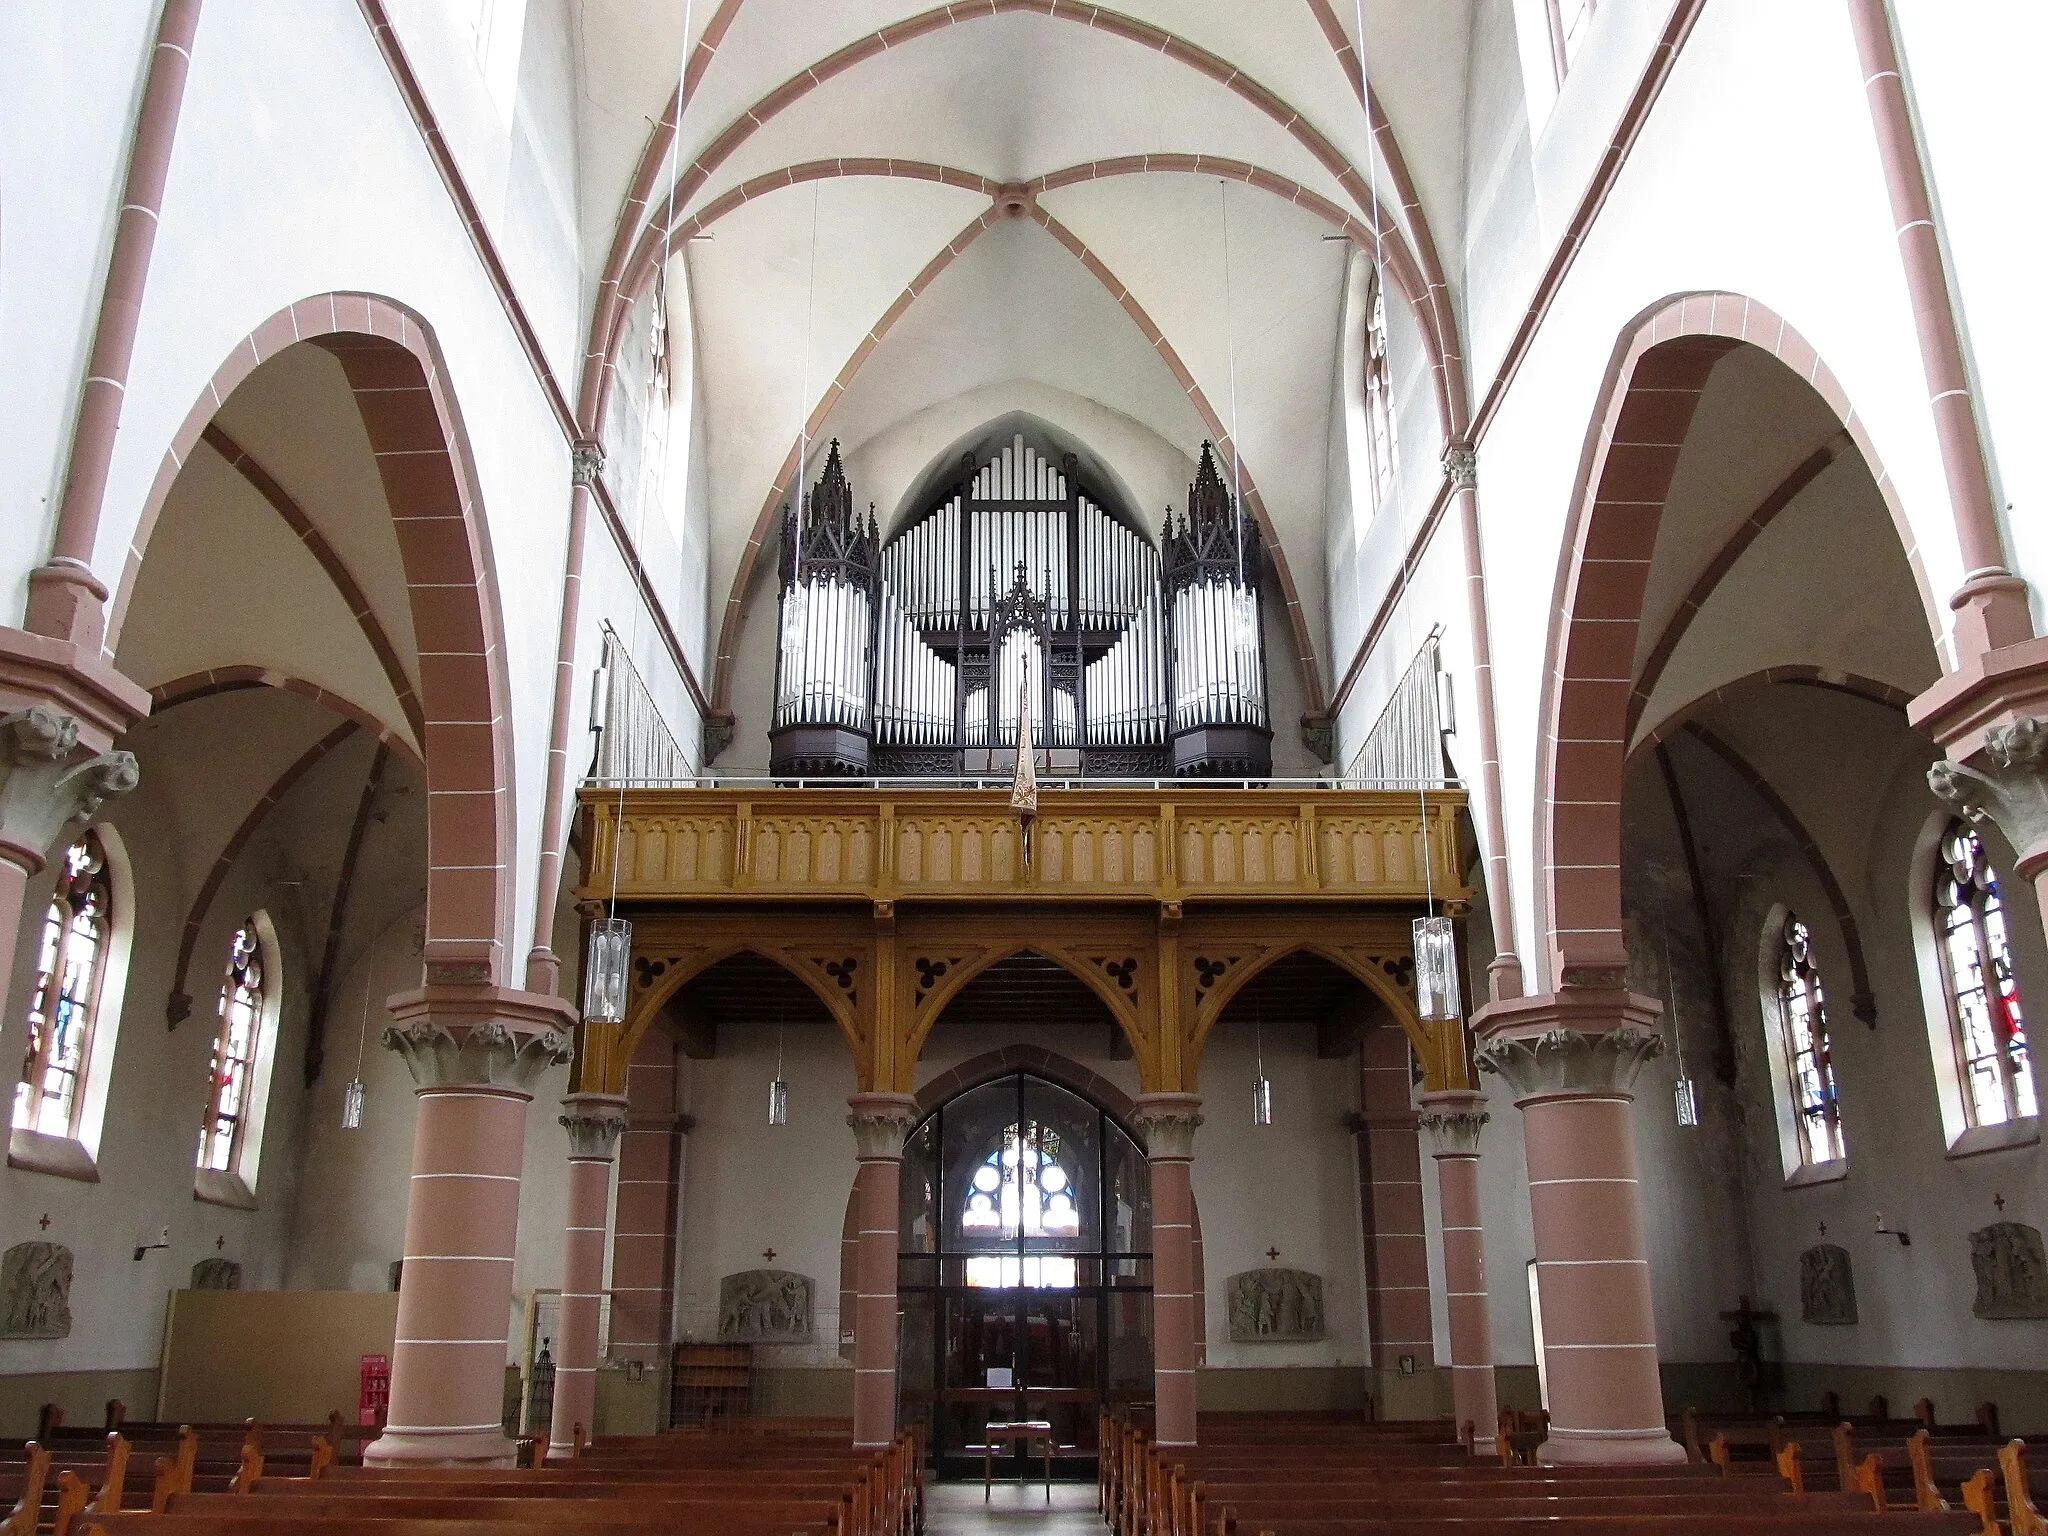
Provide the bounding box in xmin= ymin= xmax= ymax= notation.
xmin=571 ymin=440 xmax=605 ymax=486
xmin=382 ymin=985 xmax=576 ymax=1094
xmin=847 ymin=1091 xmax=918 ymax=1160
xmin=1441 ymin=440 xmax=1478 ymax=490
xmin=1476 ymin=1024 xmax=1663 ymax=1102
xmin=1417 ymin=1090 xmax=1490 ymax=1156
xmin=1929 ymin=714 xmax=2048 ymax=877
xmin=1133 ymin=1092 xmax=1205 ymax=1160
xmin=559 ymin=1092 xmax=630 ymax=1159
xmin=0 ymin=705 xmax=140 ymax=872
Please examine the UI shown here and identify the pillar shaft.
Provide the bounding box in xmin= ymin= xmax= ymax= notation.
xmin=549 ymin=1094 xmax=628 ymax=1455
xmin=1474 ymin=997 xmax=1682 ymax=1466
xmin=368 ymin=988 xmax=572 ymax=1467
xmin=1420 ymin=1092 xmax=1497 ymax=1451
xmin=1134 ymin=1092 xmax=1202 ymax=1448
xmin=847 ymin=1093 xmax=916 ymax=1449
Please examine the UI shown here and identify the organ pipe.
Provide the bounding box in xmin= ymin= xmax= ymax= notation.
xmin=772 ymin=432 xmax=1268 ymax=779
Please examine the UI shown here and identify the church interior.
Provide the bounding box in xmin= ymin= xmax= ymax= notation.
xmin=3 ymin=1 xmax=2046 ymax=1531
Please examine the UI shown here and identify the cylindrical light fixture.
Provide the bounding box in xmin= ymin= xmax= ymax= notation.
xmin=1412 ymin=914 xmax=1461 ymax=1021
xmin=1673 ymin=1075 xmax=1700 ymax=1128
xmin=341 ymin=1077 xmax=365 ymax=1130
xmin=768 ymin=1077 xmax=790 ymax=1126
xmin=582 ymin=916 xmax=633 ymax=1025
xmin=1251 ymin=1075 xmax=1273 ymax=1127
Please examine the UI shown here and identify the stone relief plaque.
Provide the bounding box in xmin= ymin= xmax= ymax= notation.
xmin=1226 ymin=1266 xmax=1325 ymax=1343
xmin=1969 ymin=1221 xmax=2048 ymax=1320
xmin=1 ymin=1241 xmax=73 ymax=1339
xmin=1798 ymin=1244 xmax=1857 ymax=1325
xmin=717 ymin=1269 xmax=815 ymax=1343
xmin=190 ymin=1258 xmax=242 ymax=1291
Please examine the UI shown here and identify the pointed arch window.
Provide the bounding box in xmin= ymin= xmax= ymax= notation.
xmin=1774 ymin=913 xmax=1845 ymax=1165
xmin=13 ymin=833 xmax=114 ymax=1139
xmin=1934 ymin=822 xmax=2035 ymax=1127
xmin=198 ymin=921 xmax=267 ymax=1176
xmin=1363 ymin=271 xmax=1398 ymax=514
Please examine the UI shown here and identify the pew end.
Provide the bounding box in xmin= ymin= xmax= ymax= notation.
xmin=1961 ymin=1467 xmax=2000 ymax=1536
xmin=2001 ymin=1439 xmax=2046 ymax=1536
xmin=104 ymin=1401 xmax=126 ymax=1433
xmin=53 ymin=1468 xmax=89 ymax=1536
xmin=1775 ymin=1440 xmax=1805 ymax=1496
xmin=2 ymin=1444 xmax=50 ymax=1536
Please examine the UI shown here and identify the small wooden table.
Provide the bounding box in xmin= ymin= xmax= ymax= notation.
xmin=982 ymin=1418 xmax=1055 ymax=1501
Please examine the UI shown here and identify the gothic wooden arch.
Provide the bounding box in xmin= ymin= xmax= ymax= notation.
xmin=902 ymin=941 xmax=1146 ymax=1078
xmin=104 ymin=293 xmax=517 ymax=987
xmin=603 ymin=940 xmax=864 ymax=1094
xmin=1535 ymin=291 xmax=1944 ymax=993
xmin=1183 ymin=938 xmax=1455 ymax=1089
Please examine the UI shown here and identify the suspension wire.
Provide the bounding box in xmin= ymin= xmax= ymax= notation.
xmin=608 ymin=0 xmax=694 ymax=917
xmin=1219 ymin=179 xmax=1246 ymax=588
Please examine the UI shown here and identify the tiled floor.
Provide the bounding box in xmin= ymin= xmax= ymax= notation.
xmin=927 ymin=1480 xmax=1104 ymax=1533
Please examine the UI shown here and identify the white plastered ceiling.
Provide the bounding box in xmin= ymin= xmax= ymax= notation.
xmin=550 ymin=1 xmax=1482 ymax=708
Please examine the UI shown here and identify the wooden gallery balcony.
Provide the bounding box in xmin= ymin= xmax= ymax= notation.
xmin=578 ymin=782 xmax=1468 ymax=909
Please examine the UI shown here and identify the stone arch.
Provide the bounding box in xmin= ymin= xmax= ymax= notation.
xmin=619 ymin=941 xmax=863 ymax=1078
xmin=1622 ymin=667 xmax=1912 ymax=774
xmin=902 ymin=943 xmax=1143 ymax=1071
xmin=103 ymin=294 xmax=515 ymax=986
xmin=913 ymin=1044 xmax=1138 ymax=1126
xmin=1187 ymin=940 xmax=1424 ymax=1076
xmin=838 ymin=1051 xmax=1201 ymax=1364
xmin=1536 ymin=292 xmax=1943 ymax=990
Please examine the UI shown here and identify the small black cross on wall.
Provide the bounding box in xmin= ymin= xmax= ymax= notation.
xmin=1994 ymin=1193 xmax=2006 ymax=1212
xmin=38 ymin=1214 xmax=50 ymax=1231
xmin=1818 ymin=1222 xmax=1827 ymax=1238
xmin=216 ymin=1235 xmax=226 ymax=1251
xmin=763 ymin=1248 xmax=777 ymax=1264
xmin=1265 ymin=1247 xmax=1280 ymax=1263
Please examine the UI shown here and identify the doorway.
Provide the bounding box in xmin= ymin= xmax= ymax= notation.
xmin=897 ymin=1071 xmax=1154 ymax=1480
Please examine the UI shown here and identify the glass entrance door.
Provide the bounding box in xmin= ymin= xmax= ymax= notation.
xmin=897 ymin=1071 xmax=1153 ymax=1480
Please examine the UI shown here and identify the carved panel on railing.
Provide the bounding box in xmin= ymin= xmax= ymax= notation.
xmin=1176 ymin=817 xmax=1303 ymax=887
xmin=1318 ymin=816 xmax=1433 ymax=889
xmin=749 ymin=817 xmax=877 ymax=888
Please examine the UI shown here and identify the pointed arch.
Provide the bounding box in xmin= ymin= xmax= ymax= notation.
xmin=903 ymin=944 xmax=1144 ymax=1071
xmin=1536 ymin=291 xmax=1943 ymax=991
xmin=1186 ymin=939 xmax=1424 ymax=1074
xmin=104 ymin=293 xmax=517 ymax=985
xmin=619 ymin=942 xmax=864 ymax=1076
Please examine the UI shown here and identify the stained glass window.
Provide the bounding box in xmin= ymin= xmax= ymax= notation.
xmin=1935 ymin=822 xmax=2035 ymax=1127
xmin=962 ymin=1120 xmax=1081 ymax=1289
xmin=1775 ymin=913 xmax=1845 ymax=1164
xmin=1363 ymin=273 xmax=1398 ymax=514
xmin=12 ymin=833 xmax=113 ymax=1138
xmin=198 ymin=921 xmax=266 ymax=1175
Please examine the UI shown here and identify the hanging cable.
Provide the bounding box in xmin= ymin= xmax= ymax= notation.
xmin=584 ymin=0 xmax=693 ymax=1029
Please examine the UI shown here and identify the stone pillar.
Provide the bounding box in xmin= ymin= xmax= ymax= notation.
xmin=549 ymin=1092 xmax=629 ymax=1456
xmin=1134 ymin=1092 xmax=1203 ymax=1448
xmin=1419 ymin=1090 xmax=1498 ymax=1451
xmin=1474 ymin=991 xmax=1683 ymax=1465
xmin=1347 ymin=1030 xmax=1433 ymax=1416
xmin=608 ymin=1031 xmax=690 ymax=1368
xmin=1929 ymin=717 xmax=2048 ymax=948
xmin=847 ymin=1092 xmax=916 ymax=1448
xmin=369 ymin=987 xmax=573 ymax=1467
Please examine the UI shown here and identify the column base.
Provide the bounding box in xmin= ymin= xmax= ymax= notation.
xmin=365 ymin=1426 xmax=519 ymax=1468
xmin=1538 ymin=1427 xmax=1687 ymax=1466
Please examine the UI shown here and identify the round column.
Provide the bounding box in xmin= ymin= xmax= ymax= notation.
xmin=847 ymin=1092 xmax=917 ymax=1448
xmin=1475 ymin=997 xmax=1683 ymax=1465
xmin=368 ymin=987 xmax=573 ymax=1467
xmin=1134 ymin=1092 xmax=1202 ymax=1449
xmin=549 ymin=1093 xmax=630 ymax=1457
xmin=1418 ymin=1091 xmax=1498 ymax=1452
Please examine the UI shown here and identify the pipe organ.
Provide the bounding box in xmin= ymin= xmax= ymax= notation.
xmin=770 ymin=434 xmax=1270 ymax=779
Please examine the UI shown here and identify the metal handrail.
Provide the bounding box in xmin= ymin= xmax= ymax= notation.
xmin=581 ymin=773 xmax=1465 ymax=792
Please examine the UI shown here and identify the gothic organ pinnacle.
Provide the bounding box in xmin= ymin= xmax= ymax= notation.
xmin=769 ymin=434 xmax=1272 ymax=779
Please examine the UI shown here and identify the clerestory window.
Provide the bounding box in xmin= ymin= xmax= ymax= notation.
xmin=12 ymin=833 xmax=114 ymax=1140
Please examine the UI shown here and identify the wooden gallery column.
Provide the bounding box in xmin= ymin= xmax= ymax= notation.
xmin=1474 ymin=993 xmax=1681 ymax=1464
xmin=847 ymin=1091 xmax=917 ymax=1448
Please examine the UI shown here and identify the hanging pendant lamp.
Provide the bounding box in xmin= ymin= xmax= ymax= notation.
xmin=768 ymin=1019 xmax=790 ymax=1126
xmin=1252 ymin=1012 xmax=1274 ymax=1126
